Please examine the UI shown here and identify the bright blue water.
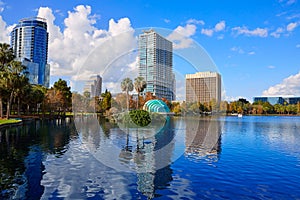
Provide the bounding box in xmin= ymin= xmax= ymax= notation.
xmin=0 ymin=116 xmax=300 ymax=199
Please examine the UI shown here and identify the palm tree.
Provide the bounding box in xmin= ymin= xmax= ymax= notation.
xmin=0 ymin=43 xmax=15 ymax=118
xmin=134 ymin=77 xmax=147 ymax=109
xmin=121 ymin=78 xmax=133 ymax=111
xmin=0 ymin=43 xmax=14 ymax=70
xmin=4 ymin=61 xmax=28 ymax=118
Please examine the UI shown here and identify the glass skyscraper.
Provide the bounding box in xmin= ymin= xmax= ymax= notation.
xmin=11 ymin=17 xmax=50 ymax=87
xmin=138 ymin=30 xmax=175 ymax=101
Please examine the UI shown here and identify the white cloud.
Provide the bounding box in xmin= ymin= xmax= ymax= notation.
xmin=270 ymin=27 xmax=284 ymax=38
xmin=223 ymin=95 xmax=248 ymax=102
xmin=215 ymin=20 xmax=226 ymax=32
xmin=232 ymin=26 xmax=268 ymax=37
xmin=186 ymin=18 xmax=205 ymax=25
xmin=287 ymin=22 xmax=298 ymax=32
xmin=201 ymin=28 xmax=214 ymax=37
xmin=0 ymin=0 xmax=4 ymax=12
xmin=164 ymin=19 xmax=170 ymax=23
xmin=200 ymin=21 xmax=225 ymax=37
xmin=248 ymin=51 xmax=255 ymax=55
xmin=167 ymin=24 xmax=196 ymax=49
xmin=262 ymin=72 xmax=300 ymax=96
xmin=296 ymin=44 xmax=300 ymax=48
xmin=267 ymin=65 xmax=276 ymax=69
xmin=230 ymin=46 xmax=244 ymax=54
xmin=278 ymin=0 xmax=297 ymax=5
xmin=217 ymin=35 xmax=224 ymax=40
xmin=36 ymin=5 xmax=136 ymax=87
xmin=0 ymin=16 xmax=15 ymax=43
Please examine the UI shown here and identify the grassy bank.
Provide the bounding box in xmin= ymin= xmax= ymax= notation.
xmin=0 ymin=118 xmax=22 ymax=126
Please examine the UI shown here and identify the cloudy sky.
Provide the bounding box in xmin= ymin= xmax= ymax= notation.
xmin=0 ymin=0 xmax=300 ymax=101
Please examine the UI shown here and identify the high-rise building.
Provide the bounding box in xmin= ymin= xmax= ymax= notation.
xmin=186 ymin=71 xmax=221 ymax=104
xmin=11 ymin=17 xmax=50 ymax=87
xmin=84 ymin=75 xmax=102 ymax=97
xmin=138 ymin=29 xmax=175 ymax=101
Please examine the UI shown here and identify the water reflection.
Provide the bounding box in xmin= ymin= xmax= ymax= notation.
xmin=1 ymin=116 xmax=300 ymax=199
xmin=75 ymin=115 xmax=176 ymax=199
xmin=184 ymin=117 xmax=222 ymax=161
xmin=0 ymin=118 xmax=76 ymax=199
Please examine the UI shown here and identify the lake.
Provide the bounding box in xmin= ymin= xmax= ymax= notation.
xmin=1 ymin=116 xmax=300 ymax=199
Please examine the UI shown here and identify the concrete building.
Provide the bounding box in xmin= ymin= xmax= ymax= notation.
xmin=186 ymin=71 xmax=221 ymax=104
xmin=11 ymin=17 xmax=50 ymax=87
xmin=84 ymin=75 xmax=102 ymax=97
xmin=138 ymin=29 xmax=175 ymax=101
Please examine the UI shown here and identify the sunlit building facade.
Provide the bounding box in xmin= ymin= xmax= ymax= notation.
xmin=138 ymin=29 xmax=175 ymax=101
xmin=186 ymin=71 xmax=221 ymax=104
xmin=11 ymin=17 xmax=50 ymax=87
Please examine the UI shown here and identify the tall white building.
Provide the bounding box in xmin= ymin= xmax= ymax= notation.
xmin=138 ymin=30 xmax=175 ymax=101
xmin=186 ymin=71 xmax=221 ymax=104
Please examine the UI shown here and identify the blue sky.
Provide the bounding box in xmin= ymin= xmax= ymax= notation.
xmin=0 ymin=0 xmax=300 ymax=101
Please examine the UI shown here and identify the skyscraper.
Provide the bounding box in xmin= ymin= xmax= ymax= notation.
xmin=11 ymin=17 xmax=50 ymax=87
xmin=138 ymin=30 xmax=175 ymax=101
xmin=84 ymin=75 xmax=102 ymax=97
xmin=186 ymin=71 xmax=221 ymax=104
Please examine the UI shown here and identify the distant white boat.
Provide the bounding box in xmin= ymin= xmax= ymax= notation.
xmin=238 ymin=114 xmax=243 ymax=118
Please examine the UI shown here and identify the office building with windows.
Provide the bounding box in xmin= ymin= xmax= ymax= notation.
xmin=138 ymin=29 xmax=175 ymax=101
xmin=253 ymin=96 xmax=300 ymax=105
xmin=11 ymin=17 xmax=50 ymax=87
xmin=84 ymin=75 xmax=102 ymax=97
xmin=186 ymin=71 xmax=221 ymax=104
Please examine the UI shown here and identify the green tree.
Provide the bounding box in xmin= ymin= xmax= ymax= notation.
xmin=262 ymin=102 xmax=274 ymax=114
xmin=0 ymin=43 xmax=14 ymax=70
xmin=0 ymin=43 xmax=15 ymax=118
xmin=53 ymin=78 xmax=72 ymax=109
xmin=121 ymin=78 xmax=133 ymax=111
xmin=45 ymin=78 xmax=72 ymax=116
xmin=29 ymin=85 xmax=46 ymax=115
xmin=286 ymin=104 xmax=296 ymax=115
xmin=3 ymin=61 xmax=29 ymax=118
xmin=220 ymin=101 xmax=229 ymax=113
xmin=209 ymin=98 xmax=218 ymax=112
xmin=134 ymin=76 xmax=147 ymax=109
xmin=101 ymin=89 xmax=112 ymax=112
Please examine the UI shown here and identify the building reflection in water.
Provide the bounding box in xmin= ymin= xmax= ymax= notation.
xmin=132 ymin=118 xmax=175 ymax=199
xmin=184 ymin=117 xmax=222 ymax=161
xmin=76 ymin=116 xmax=222 ymax=199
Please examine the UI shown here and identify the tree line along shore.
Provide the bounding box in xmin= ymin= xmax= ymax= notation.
xmin=1 ymin=42 xmax=299 ymax=127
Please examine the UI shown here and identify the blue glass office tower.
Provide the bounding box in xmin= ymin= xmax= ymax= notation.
xmin=11 ymin=17 xmax=50 ymax=87
xmin=138 ymin=30 xmax=175 ymax=101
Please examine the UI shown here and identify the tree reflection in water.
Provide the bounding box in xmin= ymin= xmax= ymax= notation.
xmin=0 ymin=118 xmax=76 ymax=199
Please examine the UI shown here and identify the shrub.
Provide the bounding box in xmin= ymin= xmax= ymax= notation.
xmin=129 ymin=110 xmax=151 ymax=127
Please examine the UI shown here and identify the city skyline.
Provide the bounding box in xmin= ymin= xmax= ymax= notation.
xmin=0 ymin=1 xmax=299 ymax=101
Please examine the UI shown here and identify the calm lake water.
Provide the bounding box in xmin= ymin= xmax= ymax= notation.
xmin=1 ymin=116 xmax=300 ymax=199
